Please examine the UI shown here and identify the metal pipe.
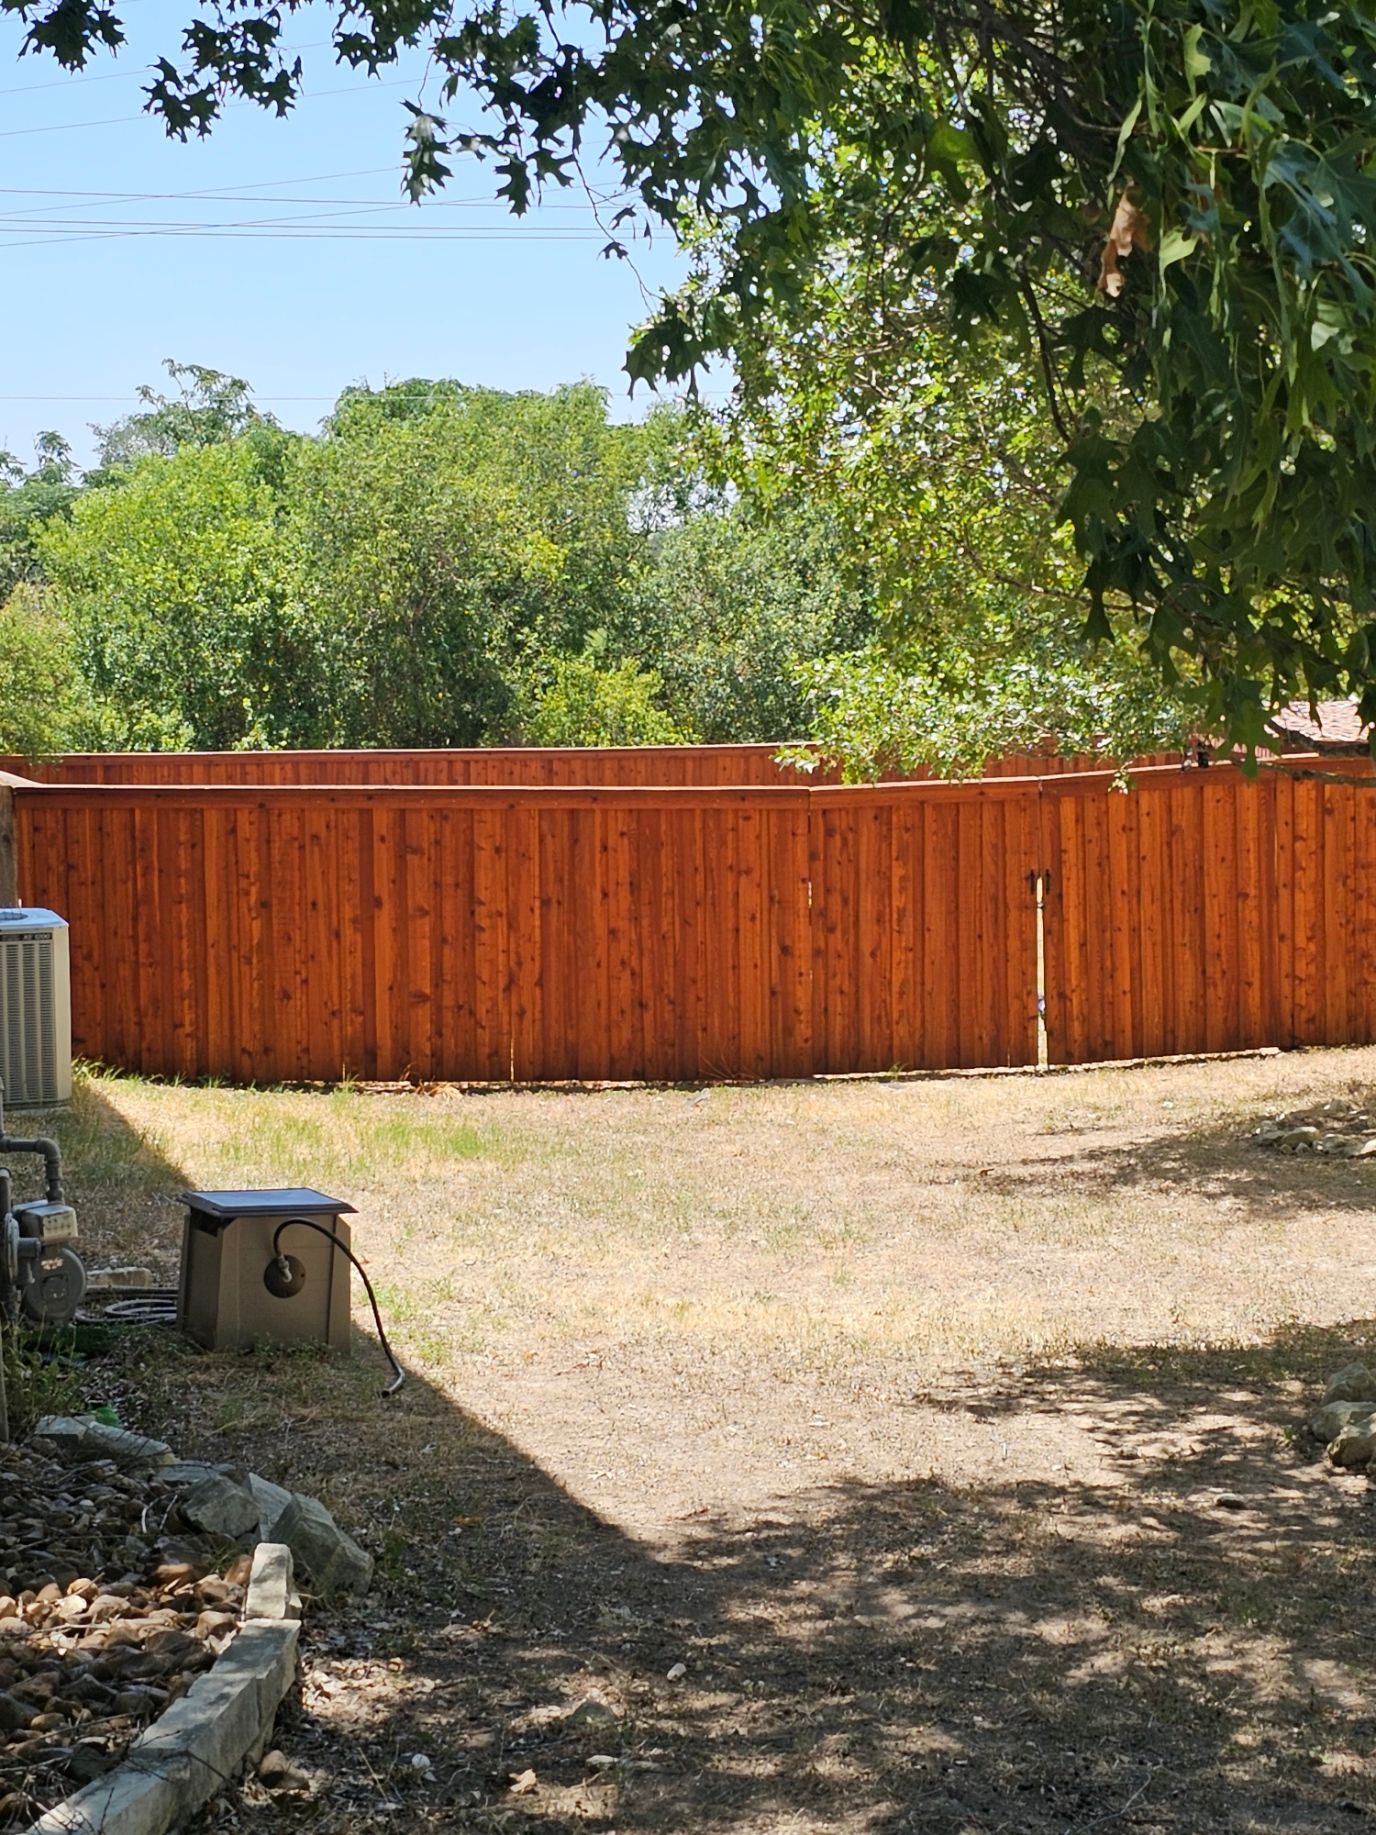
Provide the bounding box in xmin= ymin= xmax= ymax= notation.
xmin=0 ymin=1085 xmax=64 ymax=1203
xmin=0 ymin=1135 xmax=63 ymax=1203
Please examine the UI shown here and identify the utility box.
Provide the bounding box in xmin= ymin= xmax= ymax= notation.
xmin=176 ymin=1188 xmax=356 ymax=1352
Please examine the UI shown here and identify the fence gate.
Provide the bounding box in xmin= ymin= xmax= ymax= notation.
xmin=808 ymin=782 xmax=1042 ymax=1072
xmin=1038 ymin=769 xmax=1281 ymax=1065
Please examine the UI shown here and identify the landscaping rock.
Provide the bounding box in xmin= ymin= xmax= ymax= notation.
xmin=31 ymin=1416 xmax=173 ymax=1472
xmin=81 ymin=1423 xmax=175 ymax=1471
xmin=1310 ymin=1399 xmax=1376 ymax=1444
xmin=268 ymin=1492 xmax=373 ymax=1597
xmin=161 ymin=1460 xmax=241 ymax=1490
xmin=179 ymin=1474 xmax=261 ymax=1544
xmin=1254 ymin=1102 xmax=1376 ymax=1159
xmin=1277 ymin=1126 xmax=1321 ymax=1152
xmin=0 ymin=1691 xmax=35 ymax=1732
xmin=29 ymin=1619 xmax=299 ymax=1835
xmin=243 ymin=1544 xmax=300 ymax=1624
xmin=27 ymin=1417 xmax=90 ymax=1459
xmin=0 ymin=1437 xmax=252 ymax=1829
xmin=258 ymin=1747 xmax=312 ymax=1794
xmin=246 ymin=1473 xmax=294 ymax=1538
xmin=1323 ymin=1362 xmax=1376 ymax=1405
xmin=565 ymin=1696 xmax=620 ymax=1729
xmin=1329 ymin=1415 xmax=1376 ymax=1467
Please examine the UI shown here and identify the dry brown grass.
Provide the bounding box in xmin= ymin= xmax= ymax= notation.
xmin=33 ymin=1048 xmax=1376 ymax=1832
xmin=60 ymin=1048 xmax=1376 ymax=1510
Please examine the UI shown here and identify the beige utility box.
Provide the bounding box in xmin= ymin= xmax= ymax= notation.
xmin=177 ymin=1188 xmax=356 ymax=1352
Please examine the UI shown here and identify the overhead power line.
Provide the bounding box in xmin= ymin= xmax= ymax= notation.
xmin=0 ymin=188 xmax=622 ymax=220
xmin=0 ymin=37 xmax=334 ymax=98
xmin=0 ymin=389 xmax=734 ymax=402
xmin=0 ymin=71 xmax=418 ymax=139
xmin=0 ymin=174 xmax=644 ymax=251
xmin=0 ymin=165 xmax=398 ymax=197
xmin=0 ymin=226 xmax=611 ymax=248
xmin=0 ymin=214 xmax=608 ymax=231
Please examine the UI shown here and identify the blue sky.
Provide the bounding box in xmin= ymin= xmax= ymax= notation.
xmin=0 ymin=0 xmax=694 ymax=467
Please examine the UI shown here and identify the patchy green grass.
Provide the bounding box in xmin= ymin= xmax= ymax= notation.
xmin=41 ymin=1046 xmax=1376 ymax=1393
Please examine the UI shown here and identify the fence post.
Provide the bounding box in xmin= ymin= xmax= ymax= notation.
xmin=0 ymin=783 xmax=17 ymax=911
xmin=0 ymin=772 xmax=32 ymax=1436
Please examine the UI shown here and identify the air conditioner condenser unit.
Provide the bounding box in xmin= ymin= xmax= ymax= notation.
xmin=0 ymin=909 xmax=72 ymax=1107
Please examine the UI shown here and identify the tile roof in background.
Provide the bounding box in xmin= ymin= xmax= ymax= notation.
xmin=1267 ymin=698 xmax=1371 ymax=752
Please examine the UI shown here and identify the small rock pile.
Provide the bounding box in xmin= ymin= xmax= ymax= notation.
xmin=34 ymin=1416 xmax=374 ymax=1599
xmin=0 ymin=1438 xmax=244 ymax=1829
xmin=1309 ymin=1362 xmax=1376 ymax=1468
xmin=1252 ymin=1101 xmax=1376 ymax=1156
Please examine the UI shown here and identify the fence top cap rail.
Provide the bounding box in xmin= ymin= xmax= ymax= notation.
xmin=10 ymin=780 xmax=821 ymax=809
xmin=13 ymin=771 xmax=1100 ymax=806
xmin=1036 ymin=754 xmax=1371 ymax=795
xmin=10 ymin=741 xmax=812 ymax=764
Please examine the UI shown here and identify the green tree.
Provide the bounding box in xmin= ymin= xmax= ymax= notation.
xmin=631 ymin=501 xmax=875 ymax=744
xmin=0 ymin=435 xmax=81 ymax=602
xmin=705 ymin=281 xmax=1193 ymax=772
xmin=285 ymin=381 xmax=650 ymax=746
xmin=90 ymin=361 xmax=276 ymax=473
xmin=0 ymin=583 xmax=93 ymax=758
xmin=515 ymin=646 xmax=683 ymax=746
xmin=37 ymin=439 xmax=311 ymax=749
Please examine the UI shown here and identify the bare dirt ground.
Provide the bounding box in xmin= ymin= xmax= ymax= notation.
xmin=40 ymin=1048 xmax=1376 ymax=1832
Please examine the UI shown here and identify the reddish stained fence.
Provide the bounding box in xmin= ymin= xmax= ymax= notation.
xmin=7 ymin=749 xmax=1374 ymax=1083
xmin=1040 ymin=760 xmax=1376 ymax=1064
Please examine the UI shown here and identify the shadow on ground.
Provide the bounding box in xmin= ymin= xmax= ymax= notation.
xmin=112 ymin=1324 xmax=1372 ymax=1835
xmin=976 ymin=1082 xmax=1376 ymax=1220
xmin=26 ymin=1085 xmax=1376 ymax=1834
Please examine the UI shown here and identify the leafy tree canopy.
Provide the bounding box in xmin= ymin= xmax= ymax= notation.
xmin=23 ymin=372 xmax=881 ymax=754
xmin=699 ymin=260 xmax=1192 ymax=772
xmin=13 ymin=0 xmax=1376 ymax=746
xmin=90 ymin=359 xmax=277 ymax=473
xmin=38 ymin=438 xmax=307 ymax=750
xmin=285 ymin=379 xmax=653 ymax=746
xmin=0 ymin=582 xmax=94 ymax=757
xmin=0 ymin=434 xmax=81 ymax=603
xmin=634 ymin=498 xmax=878 ymax=745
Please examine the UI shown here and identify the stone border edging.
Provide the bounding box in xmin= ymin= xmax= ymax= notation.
xmin=25 ymin=1543 xmax=301 ymax=1835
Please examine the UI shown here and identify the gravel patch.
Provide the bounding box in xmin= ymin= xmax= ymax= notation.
xmin=0 ymin=1441 xmax=246 ymax=1828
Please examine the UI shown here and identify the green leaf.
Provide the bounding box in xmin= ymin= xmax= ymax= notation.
xmin=1183 ymin=24 xmax=1213 ymax=80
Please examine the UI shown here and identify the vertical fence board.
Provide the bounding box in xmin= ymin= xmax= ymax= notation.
xmin=1364 ymin=784 xmax=1376 ymax=1039
xmin=437 ymin=810 xmax=473 ymax=1079
xmin=681 ymin=807 xmax=710 ymax=1078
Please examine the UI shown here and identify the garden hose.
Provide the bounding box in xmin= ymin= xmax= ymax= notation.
xmin=268 ymin=1216 xmax=406 ymax=1395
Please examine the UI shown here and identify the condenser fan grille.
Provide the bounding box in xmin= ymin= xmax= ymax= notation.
xmin=1 ymin=934 xmax=55 ymax=1105
xmin=0 ymin=913 xmax=71 ymax=1106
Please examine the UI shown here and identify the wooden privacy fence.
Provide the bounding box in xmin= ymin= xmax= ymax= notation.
xmin=7 ymin=755 xmax=1376 ymax=1083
